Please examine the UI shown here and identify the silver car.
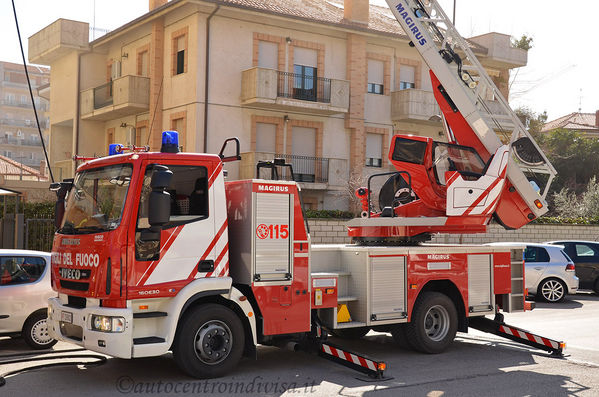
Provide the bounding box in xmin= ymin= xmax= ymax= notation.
xmin=0 ymin=249 xmax=57 ymax=349
xmin=486 ymin=243 xmax=579 ymax=303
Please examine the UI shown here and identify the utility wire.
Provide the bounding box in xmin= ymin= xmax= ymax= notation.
xmin=11 ymin=0 xmax=54 ymax=182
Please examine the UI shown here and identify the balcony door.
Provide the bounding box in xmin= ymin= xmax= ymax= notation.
xmin=293 ymin=46 xmax=318 ymax=102
xmin=291 ymin=126 xmax=316 ymax=182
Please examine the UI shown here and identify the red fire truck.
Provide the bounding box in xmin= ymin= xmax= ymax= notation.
xmin=46 ymin=0 xmax=564 ymax=380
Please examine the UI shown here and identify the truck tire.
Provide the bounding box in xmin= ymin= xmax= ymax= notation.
xmin=538 ymin=278 xmax=566 ymax=303
xmin=22 ymin=311 xmax=57 ymax=350
xmin=330 ymin=327 xmax=370 ymax=339
xmin=405 ymin=292 xmax=458 ymax=354
xmin=390 ymin=323 xmax=414 ymax=350
xmin=173 ymin=303 xmax=245 ymax=379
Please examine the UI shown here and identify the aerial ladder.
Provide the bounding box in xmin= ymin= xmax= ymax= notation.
xmin=349 ymin=0 xmax=557 ymax=244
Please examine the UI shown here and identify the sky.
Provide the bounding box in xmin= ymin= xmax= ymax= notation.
xmin=0 ymin=0 xmax=595 ymax=121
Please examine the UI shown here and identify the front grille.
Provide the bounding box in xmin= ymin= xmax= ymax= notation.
xmin=66 ymin=295 xmax=86 ymax=309
xmin=60 ymin=280 xmax=89 ymax=292
xmin=60 ymin=322 xmax=83 ymax=341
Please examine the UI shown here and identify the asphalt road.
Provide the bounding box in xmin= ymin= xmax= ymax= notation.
xmin=1 ymin=291 xmax=598 ymax=396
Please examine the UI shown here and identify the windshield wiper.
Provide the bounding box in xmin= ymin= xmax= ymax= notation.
xmin=73 ymin=225 xmax=106 ymax=234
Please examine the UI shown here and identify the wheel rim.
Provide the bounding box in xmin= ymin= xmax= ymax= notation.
xmin=541 ymin=280 xmax=564 ymax=302
xmin=194 ymin=320 xmax=233 ymax=365
xmin=30 ymin=318 xmax=53 ymax=346
xmin=423 ymin=304 xmax=450 ymax=342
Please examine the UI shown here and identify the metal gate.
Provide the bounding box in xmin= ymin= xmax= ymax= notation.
xmin=25 ymin=218 xmax=54 ymax=252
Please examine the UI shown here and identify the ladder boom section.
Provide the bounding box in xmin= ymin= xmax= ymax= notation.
xmin=385 ymin=0 xmax=556 ymax=220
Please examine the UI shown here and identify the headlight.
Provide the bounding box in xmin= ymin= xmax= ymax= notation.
xmin=90 ymin=315 xmax=126 ymax=333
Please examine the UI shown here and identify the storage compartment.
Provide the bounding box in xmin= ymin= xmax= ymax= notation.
xmin=468 ymin=254 xmax=494 ymax=313
xmin=369 ymin=255 xmax=406 ymax=321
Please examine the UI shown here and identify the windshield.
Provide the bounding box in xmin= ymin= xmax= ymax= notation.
xmin=432 ymin=142 xmax=485 ymax=185
xmin=59 ymin=164 xmax=133 ymax=234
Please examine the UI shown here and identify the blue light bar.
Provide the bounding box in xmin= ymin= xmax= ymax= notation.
xmin=161 ymin=130 xmax=180 ymax=153
xmin=108 ymin=144 xmax=123 ymax=156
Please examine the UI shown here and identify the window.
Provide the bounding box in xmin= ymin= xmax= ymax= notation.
xmin=291 ymin=126 xmax=316 ymax=182
xmin=135 ymin=126 xmax=147 ymax=147
xmin=20 ymin=95 xmax=27 ymax=104
xmin=399 ymin=65 xmax=416 ymax=90
xmin=136 ymin=165 xmax=209 ymax=260
xmin=258 ymin=41 xmax=278 ymax=69
xmin=0 ymin=256 xmax=46 ymax=285
xmin=392 ymin=137 xmax=427 ymax=165
xmin=137 ymin=50 xmax=149 ymax=77
xmin=171 ymin=117 xmax=185 ymax=151
xmin=293 ymin=65 xmax=317 ymax=101
xmin=256 ymin=123 xmax=276 ymax=153
xmin=173 ymin=33 xmax=187 ymax=75
xmin=366 ymin=133 xmax=383 ymax=167
xmin=524 ymin=246 xmax=550 ymax=263
xmin=367 ymin=59 xmax=384 ymax=95
xmin=575 ymin=244 xmax=599 ymax=257
xmin=431 ymin=142 xmax=485 ymax=185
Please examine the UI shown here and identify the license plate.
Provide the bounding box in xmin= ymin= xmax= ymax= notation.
xmin=61 ymin=311 xmax=73 ymax=324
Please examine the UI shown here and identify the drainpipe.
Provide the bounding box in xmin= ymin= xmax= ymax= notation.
xmin=203 ymin=5 xmax=220 ymax=153
xmin=74 ymin=52 xmax=82 ymax=176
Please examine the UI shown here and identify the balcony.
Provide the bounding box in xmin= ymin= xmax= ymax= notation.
xmin=0 ymin=100 xmax=48 ymax=112
xmin=468 ymin=33 xmax=527 ymax=69
xmin=0 ymin=118 xmax=48 ymax=129
xmin=29 ymin=19 xmax=89 ymax=65
xmin=391 ymin=89 xmax=441 ymax=124
xmin=240 ymin=152 xmax=348 ymax=190
xmin=80 ymin=75 xmax=150 ymax=121
xmin=241 ymin=67 xmax=349 ymax=115
xmin=0 ymin=137 xmax=43 ymax=147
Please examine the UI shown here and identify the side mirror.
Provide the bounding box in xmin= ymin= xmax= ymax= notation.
xmin=51 ymin=179 xmax=74 ymax=229
xmin=141 ymin=166 xmax=172 ymax=241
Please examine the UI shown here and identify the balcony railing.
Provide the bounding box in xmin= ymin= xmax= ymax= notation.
xmin=241 ymin=67 xmax=349 ymax=115
xmin=276 ymin=72 xmax=331 ymax=103
xmin=260 ymin=154 xmax=329 ymax=184
xmin=93 ymin=81 xmax=113 ymax=109
xmin=0 ymin=118 xmax=48 ymax=129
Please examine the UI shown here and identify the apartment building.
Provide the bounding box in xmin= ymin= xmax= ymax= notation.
xmin=28 ymin=0 xmax=526 ymax=210
xmin=0 ymin=61 xmax=50 ymax=173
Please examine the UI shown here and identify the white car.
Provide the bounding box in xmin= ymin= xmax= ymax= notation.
xmin=0 ymin=249 xmax=57 ymax=349
xmin=486 ymin=243 xmax=579 ymax=303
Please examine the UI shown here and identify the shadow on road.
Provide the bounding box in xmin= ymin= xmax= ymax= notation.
xmin=1 ymin=331 xmax=592 ymax=396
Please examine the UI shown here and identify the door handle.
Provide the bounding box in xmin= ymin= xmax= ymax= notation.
xmin=198 ymin=260 xmax=214 ymax=272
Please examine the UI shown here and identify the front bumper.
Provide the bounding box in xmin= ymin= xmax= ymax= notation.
xmin=48 ymin=297 xmax=133 ymax=358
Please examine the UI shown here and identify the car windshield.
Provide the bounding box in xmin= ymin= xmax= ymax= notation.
xmin=59 ymin=164 xmax=133 ymax=234
xmin=432 ymin=142 xmax=485 ymax=185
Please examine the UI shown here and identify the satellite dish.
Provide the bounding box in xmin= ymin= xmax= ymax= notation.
xmin=513 ymin=137 xmax=544 ymax=166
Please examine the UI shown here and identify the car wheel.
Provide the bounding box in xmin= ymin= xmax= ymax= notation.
xmin=538 ymin=278 xmax=566 ymax=303
xmin=173 ymin=304 xmax=244 ymax=379
xmin=330 ymin=327 xmax=370 ymax=339
xmin=404 ymin=292 xmax=458 ymax=354
xmin=22 ymin=311 xmax=57 ymax=350
xmin=593 ymin=279 xmax=599 ymax=295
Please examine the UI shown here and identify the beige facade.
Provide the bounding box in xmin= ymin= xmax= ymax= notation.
xmin=29 ymin=0 xmax=527 ymax=210
xmin=0 ymin=61 xmax=50 ymax=172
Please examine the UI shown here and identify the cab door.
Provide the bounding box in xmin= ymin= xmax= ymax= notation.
xmin=129 ymin=160 xmax=221 ymax=294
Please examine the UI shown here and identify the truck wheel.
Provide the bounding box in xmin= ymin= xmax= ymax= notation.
xmin=538 ymin=278 xmax=566 ymax=303
xmin=390 ymin=323 xmax=414 ymax=350
xmin=405 ymin=292 xmax=457 ymax=354
xmin=173 ymin=303 xmax=244 ymax=379
xmin=330 ymin=327 xmax=370 ymax=339
xmin=22 ymin=311 xmax=57 ymax=350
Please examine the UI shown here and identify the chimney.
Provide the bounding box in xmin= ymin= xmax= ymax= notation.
xmin=344 ymin=0 xmax=370 ymax=25
xmin=596 ymin=110 xmax=599 ymax=128
xmin=149 ymin=0 xmax=168 ymax=11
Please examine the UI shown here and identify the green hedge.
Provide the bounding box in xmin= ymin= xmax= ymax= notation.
xmin=533 ymin=216 xmax=599 ymax=225
xmin=0 ymin=200 xmax=55 ymax=220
